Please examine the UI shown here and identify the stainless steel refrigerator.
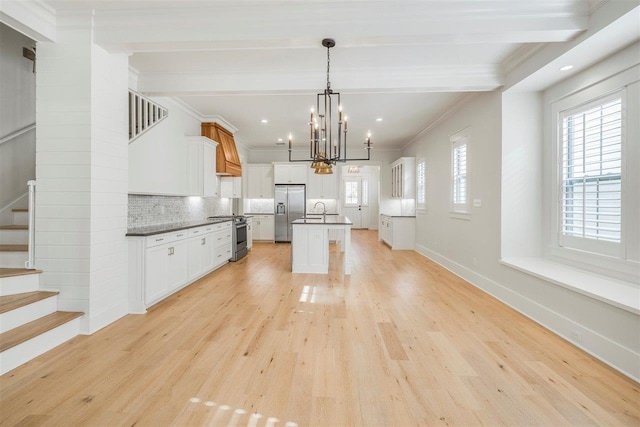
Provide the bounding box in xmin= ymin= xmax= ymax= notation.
xmin=274 ymin=184 xmax=306 ymax=242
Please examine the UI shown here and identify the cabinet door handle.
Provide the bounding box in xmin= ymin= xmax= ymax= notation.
xmin=155 ymin=238 xmax=164 ymax=242
xmin=193 ymin=230 xmax=199 ymax=234
xmin=168 ymin=247 xmax=174 ymax=255
xmin=201 ymin=238 xmax=206 ymax=245
xmin=177 ymin=233 xmax=184 ymax=237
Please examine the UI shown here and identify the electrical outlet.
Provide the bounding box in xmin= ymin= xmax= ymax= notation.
xmin=569 ymin=329 xmax=582 ymax=343
xmin=473 ymin=257 xmax=478 ymax=266
xmin=473 ymin=199 xmax=482 ymax=207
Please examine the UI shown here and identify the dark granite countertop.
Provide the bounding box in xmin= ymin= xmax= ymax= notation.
xmin=380 ymin=214 xmax=417 ymax=218
xmin=126 ymin=218 xmax=231 ymax=237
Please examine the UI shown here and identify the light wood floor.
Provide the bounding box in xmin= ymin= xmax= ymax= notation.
xmin=1 ymin=230 xmax=638 ymax=426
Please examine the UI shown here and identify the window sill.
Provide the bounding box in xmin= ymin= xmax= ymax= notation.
xmin=500 ymin=257 xmax=640 ymax=315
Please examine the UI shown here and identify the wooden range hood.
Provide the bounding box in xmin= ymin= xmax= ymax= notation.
xmin=201 ymin=122 xmax=242 ymax=176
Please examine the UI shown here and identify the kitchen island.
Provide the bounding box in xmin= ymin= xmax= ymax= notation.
xmin=291 ymin=215 xmax=353 ymax=275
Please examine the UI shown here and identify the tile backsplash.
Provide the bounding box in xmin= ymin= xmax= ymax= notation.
xmin=128 ymin=194 xmax=231 ymax=228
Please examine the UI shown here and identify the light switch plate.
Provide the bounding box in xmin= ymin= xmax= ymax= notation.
xmin=473 ymin=199 xmax=482 ymax=207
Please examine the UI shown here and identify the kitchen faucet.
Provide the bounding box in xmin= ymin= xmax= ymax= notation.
xmin=314 ymin=201 xmax=327 ymax=221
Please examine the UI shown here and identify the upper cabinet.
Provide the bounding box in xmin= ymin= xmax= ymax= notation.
xmin=201 ymin=122 xmax=242 ymax=176
xmin=391 ymin=157 xmax=415 ymax=199
xmin=188 ymin=136 xmax=219 ymax=197
xmin=307 ymin=167 xmax=337 ymax=199
xmin=220 ymin=176 xmax=242 ymax=198
xmin=247 ymin=164 xmax=274 ymax=199
xmin=273 ymin=163 xmax=308 ymax=184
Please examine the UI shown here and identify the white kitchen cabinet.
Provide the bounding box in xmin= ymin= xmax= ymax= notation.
xmin=143 ymin=229 xmax=190 ymax=304
xmin=212 ymin=223 xmax=233 ymax=267
xmin=247 ymin=217 xmax=253 ymax=249
xmin=391 ymin=157 xmax=415 ymax=199
xmin=247 ymin=164 xmax=274 ymax=199
xmin=144 ymin=244 xmax=170 ymax=304
xmin=128 ymin=221 xmax=233 ymax=313
xmin=187 ymin=224 xmax=216 ymax=281
xmin=188 ymin=136 xmax=219 ymax=197
xmin=253 ymin=214 xmax=274 ymax=241
xmin=220 ymin=176 xmax=242 ymax=198
xmin=273 ymin=163 xmax=308 ymax=184
xmin=379 ymin=214 xmax=415 ymax=250
xmin=168 ymin=239 xmax=189 ymax=290
xmin=307 ymin=167 xmax=337 ymax=199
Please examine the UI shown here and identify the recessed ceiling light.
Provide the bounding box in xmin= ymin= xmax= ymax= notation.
xmin=376 ymin=118 xmax=383 ymax=122
xmin=560 ymin=65 xmax=574 ymax=71
xmin=261 ymin=119 xmax=268 ymax=124
xmin=277 ymin=138 xmax=283 ymax=142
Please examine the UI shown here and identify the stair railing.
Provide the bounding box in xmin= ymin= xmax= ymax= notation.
xmin=129 ymin=90 xmax=168 ymax=143
xmin=25 ymin=180 xmax=36 ymax=270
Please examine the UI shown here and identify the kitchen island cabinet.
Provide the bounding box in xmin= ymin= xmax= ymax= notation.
xmin=291 ymin=216 xmax=352 ymax=275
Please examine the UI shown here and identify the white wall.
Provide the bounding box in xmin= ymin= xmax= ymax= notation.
xmin=36 ymin=12 xmax=129 ymax=334
xmin=501 ymin=91 xmax=543 ymax=258
xmin=0 ymin=23 xmax=36 ymax=210
xmin=402 ymin=89 xmax=639 ymax=380
xmin=128 ymin=97 xmax=202 ymax=195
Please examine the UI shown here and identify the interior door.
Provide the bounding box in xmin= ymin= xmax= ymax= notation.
xmin=342 ymin=177 xmax=368 ymax=229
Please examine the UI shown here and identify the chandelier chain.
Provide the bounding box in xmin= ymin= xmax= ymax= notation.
xmin=326 ymin=45 xmax=331 ymax=91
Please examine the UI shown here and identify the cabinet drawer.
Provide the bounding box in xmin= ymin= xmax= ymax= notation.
xmin=189 ymin=226 xmax=209 ymax=236
xmin=214 ymin=245 xmax=232 ymax=264
xmin=212 ymin=221 xmax=232 ymax=231
xmin=213 ymin=230 xmax=233 ymax=247
xmin=146 ymin=229 xmax=190 ymax=248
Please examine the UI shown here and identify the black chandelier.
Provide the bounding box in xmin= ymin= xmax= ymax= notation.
xmin=288 ymin=38 xmax=372 ymax=175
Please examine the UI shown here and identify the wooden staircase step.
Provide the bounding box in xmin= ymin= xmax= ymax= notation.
xmin=11 ymin=209 xmax=28 ymax=212
xmin=0 ymin=225 xmax=28 ymax=230
xmin=0 ymin=245 xmax=28 ymax=252
xmin=0 ymin=311 xmax=83 ymax=353
xmin=0 ymin=291 xmax=58 ymax=315
xmin=0 ymin=268 xmax=41 ymax=279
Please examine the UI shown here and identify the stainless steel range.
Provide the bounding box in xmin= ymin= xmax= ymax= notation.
xmin=208 ymin=215 xmax=247 ymax=262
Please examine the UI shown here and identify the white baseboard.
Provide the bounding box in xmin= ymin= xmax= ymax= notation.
xmin=84 ymin=299 xmax=129 ymax=335
xmin=415 ymin=243 xmax=640 ymax=383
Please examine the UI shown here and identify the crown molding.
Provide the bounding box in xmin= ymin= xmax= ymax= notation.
xmin=200 ymin=115 xmax=240 ymax=134
xmin=0 ymin=0 xmax=57 ymax=41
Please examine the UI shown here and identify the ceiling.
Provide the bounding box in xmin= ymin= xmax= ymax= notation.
xmin=42 ymin=0 xmax=612 ymax=149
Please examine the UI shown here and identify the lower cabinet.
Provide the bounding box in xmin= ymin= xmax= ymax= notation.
xmin=252 ymin=215 xmax=274 ymax=241
xmin=379 ymin=215 xmax=415 ymax=250
xmin=246 ymin=217 xmax=253 ymax=249
xmin=129 ymin=221 xmax=233 ymax=313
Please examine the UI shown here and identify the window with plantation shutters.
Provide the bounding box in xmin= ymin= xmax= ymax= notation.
xmin=451 ymin=136 xmax=468 ymax=213
xmin=559 ymin=91 xmax=624 ymax=256
xmin=417 ymin=158 xmax=426 ymax=210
